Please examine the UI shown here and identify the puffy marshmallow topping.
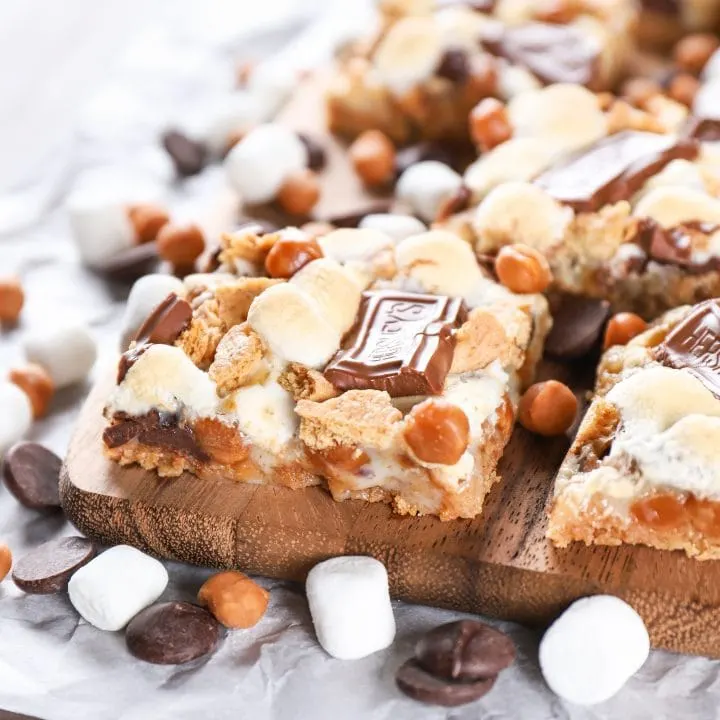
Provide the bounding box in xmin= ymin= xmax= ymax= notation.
xmin=497 ymin=64 xmax=542 ymax=100
xmin=318 ymin=228 xmax=394 ymax=265
xmin=358 ymin=213 xmax=427 ymax=242
xmin=508 ymin=84 xmax=608 ymax=154
xmin=395 ymin=230 xmax=488 ymax=299
xmin=247 ymin=283 xmax=341 ymax=368
xmin=373 ymin=16 xmax=444 ymax=96
xmin=396 ymin=161 xmax=464 ymax=222
xmin=632 ymin=186 xmax=720 ymax=228
xmin=120 ymin=274 xmax=186 ymax=350
xmin=109 ymin=344 xmax=218 ymax=417
xmin=640 ymin=159 xmax=706 ymax=196
xmin=225 ymin=123 xmax=307 ymax=204
xmin=473 ymin=182 xmax=572 ymax=252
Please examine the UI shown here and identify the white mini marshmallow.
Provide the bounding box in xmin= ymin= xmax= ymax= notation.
xmin=396 ymin=161 xmax=463 ymax=222
xmin=120 ymin=274 xmax=186 ymax=350
xmin=539 ymin=595 xmax=649 ymax=706
xmin=195 ymin=91 xmax=267 ymax=155
xmin=224 ymin=123 xmax=307 ymax=204
xmin=68 ymin=545 xmax=169 ymax=632
xmin=694 ymin=78 xmax=720 ymax=120
xmin=306 ymin=556 xmax=396 ymax=660
xmin=0 ymin=382 xmax=32 ymax=456
xmin=702 ymin=49 xmax=720 ymax=80
xmin=358 ymin=214 xmax=427 ymax=242
xmin=632 ymin=186 xmax=720 ymax=228
xmin=23 ymin=323 xmax=97 ymax=389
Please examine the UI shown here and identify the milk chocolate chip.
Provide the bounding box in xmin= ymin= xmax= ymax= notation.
xmin=126 ymin=601 xmax=221 ymax=665
xmin=162 ymin=130 xmax=208 ymax=177
xmin=2 ymin=442 xmax=62 ymax=510
xmin=544 ymin=295 xmax=611 ymax=359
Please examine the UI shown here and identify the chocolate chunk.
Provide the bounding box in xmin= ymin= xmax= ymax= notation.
xmin=99 ymin=242 xmax=160 ymax=282
xmin=324 ymin=291 xmax=467 ymax=397
xmin=2 ymin=442 xmax=62 ymax=510
xmin=12 ymin=537 xmax=96 ymax=594
xmin=634 ymin=219 xmax=720 ymax=273
xmin=395 ymin=141 xmax=473 ymax=177
xmin=324 ymin=204 xmax=392 ymax=228
xmin=655 ymin=299 xmax=720 ymax=397
xmin=162 ymin=130 xmax=208 ymax=178
xmin=117 ymin=344 xmax=150 ymax=383
xmin=415 ymin=620 xmax=516 ymax=681
xmin=396 ymin=659 xmax=496 ymax=707
xmin=103 ymin=419 xmax=141 ymax=448
xmin=534 ymin=131 xmax=699 ymax=213
xmin=545 ymin=295 xmax=611 ymax=359
xmin=436 ymin=49 xmax=470 ymax=83
xmin=436 ymin=185 xmax=471 ymax=222
xmin=133 ymin=293 xmax=193 ymax=346
xmin=126 ymin=602 xmax=221 ymax=665
xmin=684 ymin=117 xmax=720 ymax=142
xmin=298 ymin=133 xmax=327 ymax=171
xmin=480 ymin=22 xmax=601 ymax=89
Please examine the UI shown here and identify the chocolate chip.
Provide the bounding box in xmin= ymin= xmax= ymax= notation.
xmin=162 ymin=130 xmax=208 ymax=178
xmin=395 ymin=141 xmax=473 ymax=177
xmin=396 ymin=659 xmax=496 ymax=707
xmin=98 ymin=242 xmax=160 ymax=282
xmin=436 ymin=49 xmax=470 ymax=83
xmin=416 ymin=620 xmax=516 ymax=681
xmin=324 ymin=204 xmax=392 ymax=228
xmin=126 ymin=601 xmax=221 ymax=665
xmin=545 ymin=295 xmax=611 ymax=360
xmin=12 ymin=537 xmax=96 ymax=594
xmin=2 ymin=442 xmax=62 ymax=510
xmin=133 ymin=293 xmax=193 ymax=346
xmin=298 ymin=133 xmax=327 ymax=171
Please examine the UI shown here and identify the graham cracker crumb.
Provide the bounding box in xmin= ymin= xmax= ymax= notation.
xmin=209 ymin=324 xmax=267 ymax=397
xmin=296 ymin=389 xmax=402 ymax=451
xmin=278 ymin=362 xmax=340 ymax=402
xmin=218 ymin=228 xmax=277 ymax=268
xmin=215 ymin=277 xmax=282 ymax=328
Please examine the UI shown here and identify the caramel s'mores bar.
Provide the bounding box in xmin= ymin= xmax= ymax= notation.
xmin=441 ymin=82 xmax=720 ymax=319
xmin=327 ymin=0 xmax=636 ymax=143
xmin=103 ymin=224 xmax=551 ymax=520
xmin=548 ymin=298 xmax=720 ymax=559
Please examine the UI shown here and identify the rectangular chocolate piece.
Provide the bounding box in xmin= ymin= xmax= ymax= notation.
xmin=324 ymin=291 xmax=467 ymax=397
xmin=655 ymin=299 xmax=720 ymax=397
xmin=533 ymin=131 xmax=698 ymax=212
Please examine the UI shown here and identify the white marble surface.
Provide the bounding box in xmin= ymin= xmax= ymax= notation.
xmin=1 ymin=2 xmax=720 ymax=718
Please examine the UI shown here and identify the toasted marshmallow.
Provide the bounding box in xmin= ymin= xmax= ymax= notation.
xmin=109 ymin=344 xmax=218 ymax=417
xmin=225 ymin=123 xmax=307 ymax=204
xmin=395 ymin=230 xmax=487 ymax=299
xmin=0 ymin=383 xmax=32 ymax=456
xmin=396 ymin=161 xmax=464 ymax=222
xmin=24 ymin=323 xmax=97 ymax=389
xmin=373 ymin=16 xmax=444 ymax=95
xmin=464 ymin=138 xmax=558 ymax=199
xmin=120 ymin=274 xmax=186 ymax=350
xmin=247 ymin=283 xmax=341 ymax=368
xmin=358 ymin=213 xmax=427 ymax=242
xmin=508 ymin=84 xmax=608 ymax=154
xmin=473 ymin=181 xmax=572 ymax=252
xmin=632 ymin=186 xmax=720 ymax=228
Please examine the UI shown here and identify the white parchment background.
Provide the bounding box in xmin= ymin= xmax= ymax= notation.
xmin=2 ymin=2 xmax=720 ymax=718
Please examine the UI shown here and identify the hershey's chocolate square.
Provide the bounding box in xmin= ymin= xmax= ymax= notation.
xmin=324 ymin=291 xmax=467 ymax=397
xmin=655 ymin=299 xmax=720 ymax=397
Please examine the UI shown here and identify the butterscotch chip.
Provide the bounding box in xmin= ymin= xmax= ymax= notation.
xmin=0 ymin=276 xmax=24 ymax=323
xmin=278 ymin=362 xmax=339 ymax=402
xmin=519 ymin=381 xmax=577 ymax=437
xmin=495 ymin=244 xmax=552 ymax=294
xmin=603 ymin=313 xmax=648 ymax=350
xmin=349 ymin=130 xmax=396 ymax=187
xmin=0 ymin=544 xmax=11 ymax=582
xmin=9 ymin=364 xmax=55 ymax=419
xmin=296 ymin=389 xmax=402 ymax=451
xmin=127 ymin=204 xmax=170 ymax=244
xmin=157 ymin=223 xmax=206 ymax=266
xmin=668 ymin=74 xmax=700 ymax=107
xmin=674 ymin=33 xmax=720 ymax=76
xmin=277 ymin=169 xmax=321 ymax=216
xmin=198 ymin=571 xmax=269 ymax=628
xmin=264 ymin=232 xmax=323 ymax=279
xmin=193 ymin=418 xmax=250 ymax=464
xmin=469 ymin=98 xmax=512 ymax=153
xmin=404 ymin=399 xmax=469 ymax=466
xmin=208 ymin=325 xmax=266 ymax=396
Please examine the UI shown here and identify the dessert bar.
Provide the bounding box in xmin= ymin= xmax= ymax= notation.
xmin=547 ymin=298 xmax=720 ymax=559
xmin=102 ymin=225 xmax=551 ymax=520
xmin=326 ymin=0 xmax=636 ymax=143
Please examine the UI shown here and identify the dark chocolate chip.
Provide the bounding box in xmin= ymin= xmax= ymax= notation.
xmin=162 ymin=130 xmax=208 ymax=178
xmin=436 ymin=49 xmax=470 ymax=83
xmin=12 ymin=537 xmax=96 ymax=594
xmin=545 ymin=295 xmax=611 ymax=360
xmin=396 ymin=659 xmax=496 ymax=707
xmin=2 ymin=442 xmax=62 ymax=510
xmin=126 ymin=601 xmax=221 ymax=665
xmin=298 ymin=133 xmax=327 ymax=171
xmin=415 ymin=620 xmax=515 ymax=681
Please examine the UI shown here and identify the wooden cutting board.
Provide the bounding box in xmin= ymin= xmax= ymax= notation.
xmin=60 ymin=75 xmax=720 ymax=659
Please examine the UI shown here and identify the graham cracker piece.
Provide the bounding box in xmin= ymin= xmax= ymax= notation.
xmin=218 ymin=227 xmax=277 ymax=268
xmin=215 ymin=277 xmax=282 ymax=328
xmin=208 ymin=324 xmax=267 ymax=397
xmin=278 ymin=362 xmax=340 ymax=402
xmin=296 ymin=389 xmax=403 ymax=451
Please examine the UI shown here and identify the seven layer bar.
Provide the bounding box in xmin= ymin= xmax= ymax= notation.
xmin=548 ymin=298 xmax=720 ymax=559
xmin=102 ymin=225 xmax=551 ymax=521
